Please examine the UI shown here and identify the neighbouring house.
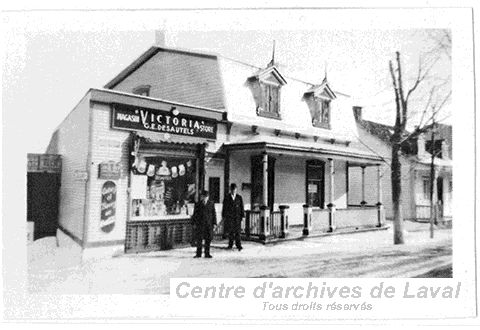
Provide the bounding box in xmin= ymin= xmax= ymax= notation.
xmin=352 ymin=106 xmax=452 ymax=223
xmin=45 ymin=43 xmax=388 ymax=259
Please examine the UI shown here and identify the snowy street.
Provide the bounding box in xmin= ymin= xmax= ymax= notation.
xmin=28 ymin=221 xmax=452 ymax=295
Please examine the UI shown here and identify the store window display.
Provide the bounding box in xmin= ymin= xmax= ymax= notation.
xmin=131 ymin=156 xmax=197 ymax=218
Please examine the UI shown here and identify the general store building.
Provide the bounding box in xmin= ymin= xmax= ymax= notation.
xmin=46 ymin=45 xmax=386 ymax=259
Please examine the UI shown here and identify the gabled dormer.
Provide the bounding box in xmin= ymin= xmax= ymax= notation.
xmin=304 ymin=77 xmax=336 ymax=129
xmin=248 ymin=63 xmax=287 ymax=120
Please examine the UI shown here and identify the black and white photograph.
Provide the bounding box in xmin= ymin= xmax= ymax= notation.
xmin=2 ymin=2 xmax=478 ymax=326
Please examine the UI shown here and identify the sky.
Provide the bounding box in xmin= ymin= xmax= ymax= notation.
xmin=3 ymin=9 xmax=452 ymax=153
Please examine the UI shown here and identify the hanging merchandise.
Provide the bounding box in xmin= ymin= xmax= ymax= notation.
xmin=171 ymin=166 xmax=178 ymax=178
xmin=132 ymin=155 xmax=140 ymax=170
xmin=137 ymin=157 xmax=147 ymax=174
xmin=186 ymin=159 xmax=195 ymax=184
xmin=178 ymin=164 xmax=185 ymax=176
xmin=157 ymin=160 xmax=170 ymax=176
xmin=147 ymin=164 xmax=156 ymax=177
xmin=130 ymin=137 xmax=140 ymax=172
xmin=187 ymin=183 xmax=196 ymax=199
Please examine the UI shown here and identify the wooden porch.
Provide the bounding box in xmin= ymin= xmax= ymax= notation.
xmin=213 ymin=204 xmax=386 ymax=244
xmin=415 ymin=204 xmax=452 ymax=228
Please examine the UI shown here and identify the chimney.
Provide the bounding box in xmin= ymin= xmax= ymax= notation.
xmin=353 ymin=106 xmax=362 ymax=121
xmin=441 ymin=140 xmax=449 ymax=159
xmin=417 ymin=134 xmax=426 ymax=157
xmin=155 ymin=30 xmax=166 ymax=47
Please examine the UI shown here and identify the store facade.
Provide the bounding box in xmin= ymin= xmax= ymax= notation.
xmin=47 ymin=88 xmax=227 ymax=258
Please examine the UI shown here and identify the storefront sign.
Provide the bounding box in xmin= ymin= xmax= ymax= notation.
xmin=73 ymin=170 xmax=88 ymax=181
xmin=27 ymin=154 xmax=62 ymax=173
xmin=98 ymin=161 xmax=122 ymax=180
xmin=111 ymin=103 xmax=217 ymax=139
xmin=100 ymin=181 xmax=116 ymax=233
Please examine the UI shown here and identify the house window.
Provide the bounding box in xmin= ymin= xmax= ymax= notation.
xmin=257 ymin=82 xmax=281 ymax=119
xmin=312 ymin=97 xmax=331 ymax=128
xmin=132 ymin=85 xmax=151 ymax=97
xmin=425 ymin=139 xmax=443 ymax=159
xmin=422 ymin=177 xmax=430 ymax=200
xmin=306 ymin=160 xmax=325 ymax=208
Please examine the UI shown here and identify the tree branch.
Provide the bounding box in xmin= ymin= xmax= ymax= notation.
xmin=389 ymin=59 xmax=402 ymax=131
xmin=396 ymin=52 xmax=407 ymax=129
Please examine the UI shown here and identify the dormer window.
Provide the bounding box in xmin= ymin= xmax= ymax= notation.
xmin=312 ymin=97 xmax=331 ymax=128
xmin=248 ymin=65 xmax=287 ymax=120
xmin=132 ymin=85 xmax=151 ymax=97
xmin=258 ymin=81 xmax=281 ymax=119
xmin=304 ymin=78 xmax=336 ymax=129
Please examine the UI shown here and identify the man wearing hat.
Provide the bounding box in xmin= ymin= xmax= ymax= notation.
xmin=191 ymin=190 xmax=217 ymax=258
xmin=222 ymin=183 xmax=245 ymax=251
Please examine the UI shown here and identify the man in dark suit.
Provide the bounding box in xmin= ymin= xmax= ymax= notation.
xmin=222 ymin=183 xmax=245 ymax=251
xmin=192 ymin=190 xmax=217 ymax=258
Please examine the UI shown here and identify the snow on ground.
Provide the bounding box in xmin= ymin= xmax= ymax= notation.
xmin=28 ymin=221 xmax=452 ymax=295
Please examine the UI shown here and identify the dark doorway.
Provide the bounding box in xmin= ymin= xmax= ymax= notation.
xmin=437 ymin=177 xmax=444 ymax=217
xmin=306 ymin=160 xmax=325 ymax=208
xmin=251 ymin=155 xmax=275 ymax=210
xmin=437 ymin=177 xmax=443 ymax=203
xmin=27 ymin=173 xmax=61 ymax=240
xmin=208 ymin=177 xmax=220 ymax=203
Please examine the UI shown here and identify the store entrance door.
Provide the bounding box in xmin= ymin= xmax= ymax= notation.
xmin=27 ymin=172 xmax=61 ymax=240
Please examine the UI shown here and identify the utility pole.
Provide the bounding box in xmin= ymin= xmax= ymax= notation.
xmin=429 ymin=119 xmax=436 ymax=239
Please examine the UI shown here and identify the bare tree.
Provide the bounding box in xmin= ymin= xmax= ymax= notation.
xmin=388 ymin=37 xmax=451 ymax=244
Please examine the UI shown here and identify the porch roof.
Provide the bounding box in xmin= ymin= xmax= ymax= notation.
xmin=223 ymin=135 xmax=383 ymax=164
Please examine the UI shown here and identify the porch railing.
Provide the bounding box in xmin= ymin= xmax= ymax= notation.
xmin=416 ymin=205 xmax=431 ymax=221
xmin=243 ymin=208 xmax=288 ymax=241
xmin=415 ymin=203 xmax=445 ymax=222
xmin=269 ymin=211 xmax=282 ymax=237
xmin=335 ymin=207 xmax=378 ymax=229
xmin=244 ymin=210 xmax=262 ymax=237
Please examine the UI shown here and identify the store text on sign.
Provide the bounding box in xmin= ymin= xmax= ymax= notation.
xmin=98 ymin=161 xmax=122 ymax=180
xmin=111 ymin=103 xmax=217 ymax=139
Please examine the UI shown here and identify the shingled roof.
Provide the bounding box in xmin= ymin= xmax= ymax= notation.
xmin=356 ymin=119 xmax=419 ymax=156
xmin=357 ymin=120 xmax=394 ymax=144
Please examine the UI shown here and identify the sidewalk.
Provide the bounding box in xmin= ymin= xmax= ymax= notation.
xmin=28 ymin=220 xmax=452 ymax=294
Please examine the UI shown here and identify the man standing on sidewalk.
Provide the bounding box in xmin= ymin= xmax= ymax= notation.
xmin=192 ymin=190 xmax=217 ymax=258
xmin=222 ymin=183 xmax=245 ymax=251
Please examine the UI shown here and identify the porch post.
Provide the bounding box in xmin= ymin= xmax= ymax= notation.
xmin=302 ymin=204 xmax=312 ymax=236
xmin=260 ymin=205 xmax=270 ymax=241
xmin=223 ymin=149 xmax=230 ymax=239
xmin=376 ymin=164 xmax=385 ymax=227
xmin=327 ymin=158 xmax=336 ymax=232
xmin=262 ymin=152 xmax=268 ymax=207
xmin=279 ymin=205 xmax=289 ymax=238
xmin=376 ymin=164 xmax=382 ymax=204
xmin=360 ymin=165 xmax=367 ymax=206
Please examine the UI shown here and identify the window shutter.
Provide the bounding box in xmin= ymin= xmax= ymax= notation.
xmin=272 ymin=86 xmax=279 ymax=114
xmin=261 ymin=84 xmax=268 ymax=111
